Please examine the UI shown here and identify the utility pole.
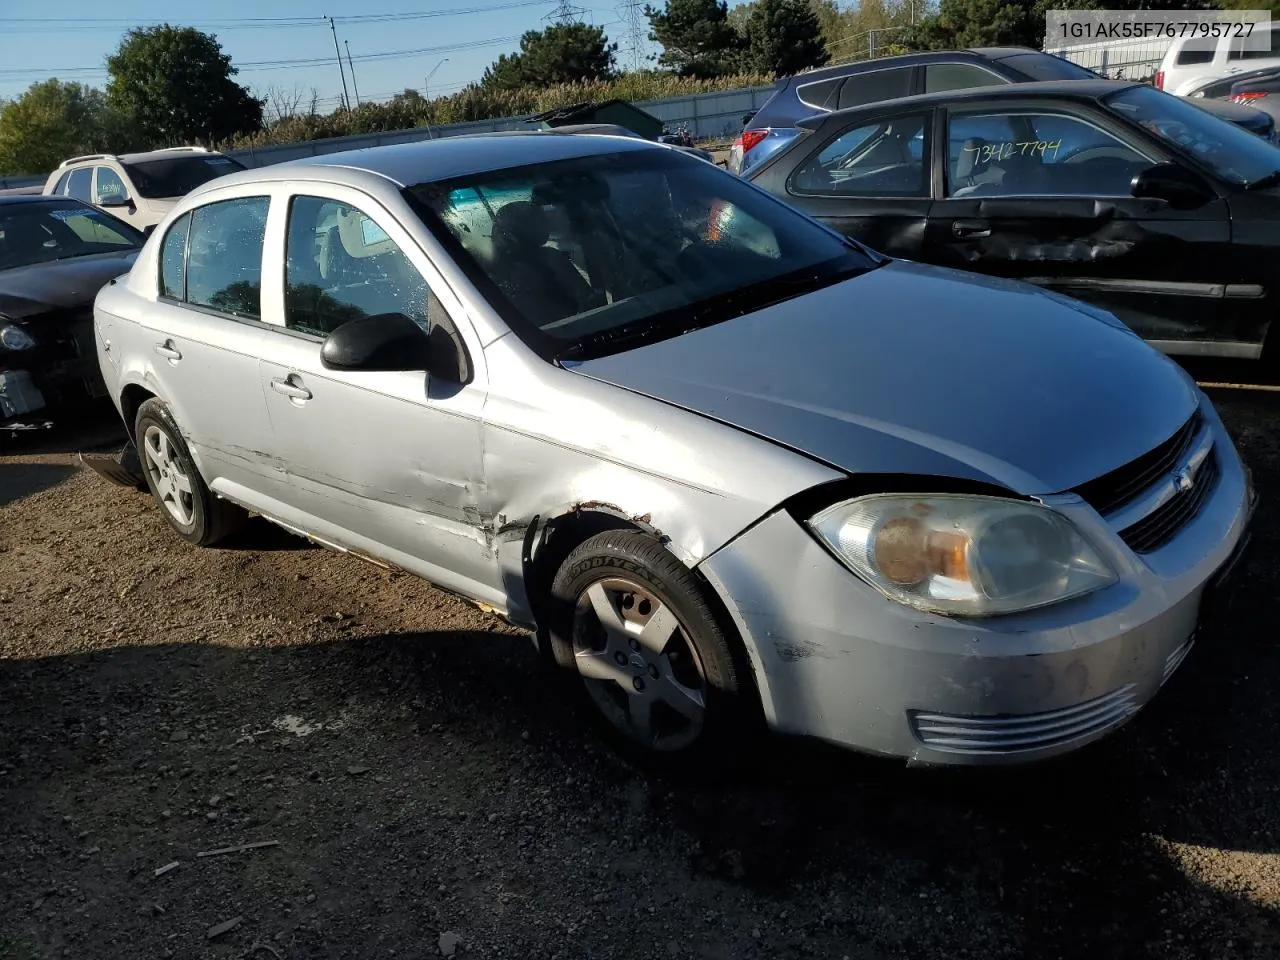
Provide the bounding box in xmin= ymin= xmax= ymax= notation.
xmin=345 ymin=40 xmax=361 ymax=107
xmin=424 ymin=58 xmax=449 ymax=139
xmin=324 ymin=15 xmax=351 ymax=111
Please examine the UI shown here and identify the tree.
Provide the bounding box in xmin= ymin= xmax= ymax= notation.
xmin=743 ymin=0 xmax=830 ymax=76
xmin=481 ymin=23 xmax=618 ymax=90
xmin=106 ymin=25 xmax=263 ymax=149
xmin=904 ymin=0 xmax=1218 ymax=52
xmin=645 ymin=0 xmax=746 ymax=76
xmin=0 ymin=80 xmax=119 ymax=175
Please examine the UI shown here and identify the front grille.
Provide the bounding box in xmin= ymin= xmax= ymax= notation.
xmin=1118 ymin=450 xmax=1220 ymax=553
xmin=1074 ymin=409 xmax=1203 ymax=515
xmin=908 ymin=684 xmax=1139 ymax=755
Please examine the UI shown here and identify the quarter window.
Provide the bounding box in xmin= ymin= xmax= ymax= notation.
xmin=184 ymin=197 xmax=269 ymax=319
xmin=946 ymin=111 xmax=1148 ymax=198
xmin=791 ymin=113 xmax=930 ymax=197
xmin=1176 ymin=39 xmax=1216 ymax=65
xmin=95 ymin=167 xmax=129 ymax=205
xmin=284 ymin=195 xmax=443 ymax=338
xmin=160 ymin=213 xmax=191 ymax=301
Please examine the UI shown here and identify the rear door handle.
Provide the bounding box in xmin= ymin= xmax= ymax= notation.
xmin=952 ymin=220 xmax=992 ymax=239
xmin=270 ymin=376 xmax=313 ymax=401
xmin=154 ymin=340 xmax=182 ymax=361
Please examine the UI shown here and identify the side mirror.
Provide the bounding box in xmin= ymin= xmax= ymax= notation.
xmin=99 ymin=194 xmax=132 ymax=208
xmin=321 ymin=312 xmax=432 ymax=372
xmin=1130 ymin=162 xmax=1215 ymax=209
xmin=320 ymin=311 xmax=470 ymax=382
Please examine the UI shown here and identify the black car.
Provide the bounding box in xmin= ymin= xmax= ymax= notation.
xmin=729 ymin=47 xmax=1277 ymax=175
xmin=0 ymin=196 xmax=142 ymax=435
xmin=740 ymin=78 xmax=1280 ymax=363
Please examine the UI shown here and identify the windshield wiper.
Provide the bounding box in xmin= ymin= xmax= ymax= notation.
xmin=1245 ymin=169 xmax=1280 ymax=190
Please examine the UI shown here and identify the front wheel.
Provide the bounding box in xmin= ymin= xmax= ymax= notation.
xmin=134 ymin=398 xmax=245 ymax=546
xmin=547 ymin=530 xmax=758 ymax=764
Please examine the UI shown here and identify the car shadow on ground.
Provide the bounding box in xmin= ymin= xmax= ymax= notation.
xmin=0 ymin=462 xmax=80 ymax=508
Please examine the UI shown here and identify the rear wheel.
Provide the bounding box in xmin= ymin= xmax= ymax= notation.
xmin=134 ymin=398 xmax=245 ymax=546
xmin=547 ymin=530 xmax=758 ymax=765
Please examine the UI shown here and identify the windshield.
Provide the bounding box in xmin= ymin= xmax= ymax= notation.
xmin=123 ymin=154 xmax=246 ymax=199
xmin=0 ymin=201 xmax=141 ymax=270
xmin=406 ymin=149 xmax=874 ymax=360
xmin=998 ymin=52 xmax=1099 ymax=81
xmin=1105 ymin=85 xmax=1280 ymax=186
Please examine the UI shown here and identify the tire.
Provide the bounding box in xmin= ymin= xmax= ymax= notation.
xmin=134 ymin=398 xmax=245 ymax=546
xmin=546 ymin=530 xmax=759 ymax=766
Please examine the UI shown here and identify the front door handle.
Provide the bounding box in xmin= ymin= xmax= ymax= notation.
xmin=270 ymin=376 xmax=313 ymax=401
xmin=154 ymin=340 xmax=182 ymax=361
xmin=952 ymin=220 xmax=992 ymax=239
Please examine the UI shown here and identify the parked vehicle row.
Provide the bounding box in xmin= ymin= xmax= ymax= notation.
xmin=87 ymin=131 xmax=1254 ymax=769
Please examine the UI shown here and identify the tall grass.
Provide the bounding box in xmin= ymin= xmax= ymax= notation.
xmin=222 ymin=72 xmax=773 ymax=149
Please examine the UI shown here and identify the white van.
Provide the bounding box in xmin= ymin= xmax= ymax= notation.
xmin=1157 ymin=23 xmax=1280 ymax=95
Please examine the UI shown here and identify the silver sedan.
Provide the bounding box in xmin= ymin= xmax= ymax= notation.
xmin=93 ymin=131 xmax=1255 ymax=767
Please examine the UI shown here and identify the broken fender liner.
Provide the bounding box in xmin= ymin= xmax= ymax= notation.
xmin=77 ymin=441 xmax=147 ymax=491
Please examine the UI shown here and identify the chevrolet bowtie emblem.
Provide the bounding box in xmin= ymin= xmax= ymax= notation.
xmin=1173 ymin=466 xmax=1196 ymax=494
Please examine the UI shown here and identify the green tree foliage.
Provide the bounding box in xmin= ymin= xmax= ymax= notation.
xmin=743 ymin=0 xmax=830 ymax=76
xmin=106 ymin=25 xmax=263 ymax=148
xmin=645 ymin=0 xmax=746 ymax=76
xmin=905 ymin=0 xmax=1219 ymax=52
xmin=0 ymin=80 xmax=121 ymax=175
xmin=481 ymin=23 xmax=619 ymax=90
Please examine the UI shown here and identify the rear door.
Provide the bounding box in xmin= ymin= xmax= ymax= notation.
xmin=923 ymin=98 xmax=1234 ymax=348
xmin=750 ymin=108 xmax=934 ymax=258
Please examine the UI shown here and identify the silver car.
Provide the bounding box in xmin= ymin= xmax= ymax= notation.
xmin=93 ymin=131 xmax=1255 ymax=767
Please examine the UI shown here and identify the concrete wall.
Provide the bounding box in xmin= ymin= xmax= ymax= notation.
xmin=225 ymin=85 xmax=777 ymax=169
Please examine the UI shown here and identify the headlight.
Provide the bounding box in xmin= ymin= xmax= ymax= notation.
xmin=0 ymin=322 xmax=36 ymax=351
xmin=809 ymin=494 xmax=1117 ymax=617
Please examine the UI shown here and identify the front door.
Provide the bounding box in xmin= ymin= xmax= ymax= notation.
xmin=924 ymin=102 xmax=1234 ymax=349
xmin=750 ymin=110 xmax=934 ymax=259
xmin=255 ymin=190 xmax=497 ymax=604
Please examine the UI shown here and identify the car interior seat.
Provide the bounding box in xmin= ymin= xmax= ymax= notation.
xmin=489 ymin=200 xmax=598 ymax=327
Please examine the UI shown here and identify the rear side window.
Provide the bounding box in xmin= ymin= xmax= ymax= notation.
xmin=797 ymin=77 xmax=844 ymax=110
xmin=837 ymin=67 xmax=913 ymax=109
xmin=66 ymin=168 xmax=92 ymax=203
xmin=159 ymin=213 xmax=191 ymax=300
xmin=791 ymin=113 xmax=930 ymax=197
xmin=1229 ymin=25 xmax=1280 ymax=61
xmin=925 ymin=63 xmax=1005 ymax=93
xmin=184 ymin=197 xmax=269 ymax=319
xmin=1177 ymin=39 xmax=1216 ymax=65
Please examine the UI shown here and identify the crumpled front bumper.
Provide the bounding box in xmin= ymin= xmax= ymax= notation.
xmin=697 ymin=418 xmax=1254 ymax=767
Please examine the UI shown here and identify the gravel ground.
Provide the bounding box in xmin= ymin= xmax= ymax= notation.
xmin=2 ymin=378 xmax=1280 ymax=960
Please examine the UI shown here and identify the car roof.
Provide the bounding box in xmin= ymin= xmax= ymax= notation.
xmin=212 ymin=130 xmax=663 ymax=190
xmin=0 ymin=194 xmax=89 ymax=207
xmin=59 ymin=147 xmax=229 ymax=168
xmin=778 ymin=46 xmax=1047 ymax=87
xmin=801 ymin=78 xmax=1140 ymax=128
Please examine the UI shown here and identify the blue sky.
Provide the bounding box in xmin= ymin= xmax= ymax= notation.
xmin=0 ymin=0 xmax=720 ymax=109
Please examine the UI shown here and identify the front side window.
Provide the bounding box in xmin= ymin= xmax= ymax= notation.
xmin=791 ymin=113 xmax=930 ymax=197
xmin=95 ymin=167 xmax=129 ymax=205
xmin=946 ymin=110 xmax=1148 ymax=197
xmin=407 ymin=149 xmax=874 ymax=361
xmin=123 ymin=155 xmax=246 ymax=199
xmin=66 ymin=168 xmax=93 ymax=203
xmin=284 ymin=195 xmax=442 ymax=337
xmin=1106 ymin=84 xmax=1280 ymax=186
xmin=184 ymin=197 xmax=268 ymax=319
xmin=0 ymin=201 xmax=142 ymax=270
xmin=837 ymin=67 xmax=913 ymax=109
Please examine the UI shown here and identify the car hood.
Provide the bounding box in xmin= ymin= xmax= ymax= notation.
xmin=569 ymin=260 xmax=1199 ymax=496
xmin=0 ymin=250 xmax=138 ymax=321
